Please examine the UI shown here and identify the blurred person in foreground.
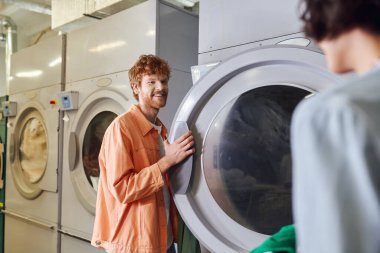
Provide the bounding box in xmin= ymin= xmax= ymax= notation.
xmin=91 ymin=54 xmax=195 ymax=253
xmin=292 ymin=0 xmax=380 ymax=252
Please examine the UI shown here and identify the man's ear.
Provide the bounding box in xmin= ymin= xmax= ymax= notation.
xmin=131 ymin=82 xmax=139 ymax=96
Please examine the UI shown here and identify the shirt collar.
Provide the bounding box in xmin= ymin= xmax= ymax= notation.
xmin=130 ymin=104 xmax=167 ymax=137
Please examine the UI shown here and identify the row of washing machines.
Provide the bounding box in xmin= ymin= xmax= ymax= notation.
xmin=1 ymin=1 xmax=198 ymax=253
xmin=0 ymin=0 xmax=348 ymax=252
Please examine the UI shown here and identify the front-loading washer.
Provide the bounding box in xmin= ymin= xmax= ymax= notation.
xmin=4 ymin=35 xmax=64 ymax=253
xmin=170 ymin=46 xmax=343 ymax=253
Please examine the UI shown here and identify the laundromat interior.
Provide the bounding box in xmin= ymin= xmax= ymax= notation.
xmin=0 ymin=0 xmax=344 ymax=253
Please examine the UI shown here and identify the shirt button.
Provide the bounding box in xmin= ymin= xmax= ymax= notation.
xmin=95 ymin=240 xmax=101 ymax=245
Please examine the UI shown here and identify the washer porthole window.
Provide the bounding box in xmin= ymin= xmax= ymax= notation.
xmin=203 ymin=85 xmax=311 ymax=234
xmin=82 ymin=111 xmax=117 ymax=191
xmin=19 ymin=117 xmax=48 ymax=184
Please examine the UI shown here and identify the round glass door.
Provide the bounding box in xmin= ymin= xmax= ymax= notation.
xmin=82 ymin=111 xmax=117 ymax=191
xmin=12 ymin=108 xmax=48 ymax=199
xmin=170 ymin=46 xmax=340 ymax=252
xmin=19 ymin=118 xmax=48 ymax=184
xmin=69 ymin=90 xmax=132 ymax=215
xmin=203 ymin=85 xmax=310 ymax=234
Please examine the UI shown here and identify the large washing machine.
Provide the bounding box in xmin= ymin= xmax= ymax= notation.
xmin=170 ymin=46 xmax=343 ymax=253
xmin=169 ymin=1 xmax=344 ymax=253
xmin=59 ymin=71 xmax=132 ymax=253
xmin=3 ymin=35 xmax=64 ymax=253
xmin=59 ymin=1 xmax=198 ymax=252
xmin=0 ymin=96 xmax=8 ymax=253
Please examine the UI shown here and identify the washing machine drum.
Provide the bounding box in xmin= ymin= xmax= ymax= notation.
xmin=169 ymin=46 xmax=340 ymax=252
xmin=205 ymin=85 xmax=310 ymax=234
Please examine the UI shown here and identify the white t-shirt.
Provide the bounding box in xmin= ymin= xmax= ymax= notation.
xmin=152 ymin=123 xmax=173 ymax=249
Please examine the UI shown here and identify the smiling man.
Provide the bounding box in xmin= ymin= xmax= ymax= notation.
xmin=92 ymin=55 xmax=195 ymax=253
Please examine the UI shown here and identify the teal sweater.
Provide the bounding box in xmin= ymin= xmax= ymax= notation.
xmin=251 ymin=225 xmax=296 ymax=253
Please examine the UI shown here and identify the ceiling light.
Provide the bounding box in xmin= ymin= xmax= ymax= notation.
xmin=48 ymin=57 xmax=62 ymax=67
xmin=16 ymin=70 xmax=43 ymax=78
xmin=145 ymin=30 xmax=155 ymax=36
xmin=88 ymin=41 xmax=126 ymax=53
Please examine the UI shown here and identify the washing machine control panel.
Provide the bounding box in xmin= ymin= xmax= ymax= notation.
xmin=2 ymin=101 xmax=17 ymax=117
xmin=58 ymin=91 xmax=79 ymax=111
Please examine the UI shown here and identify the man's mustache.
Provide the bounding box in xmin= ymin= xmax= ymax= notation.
xmin=153 ymin=91 xmax=167 ymax=96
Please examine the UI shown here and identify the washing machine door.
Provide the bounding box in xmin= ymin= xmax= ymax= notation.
xmin=68 ymin=90 xmax=132 ymax=215
xmin=9 ymin=101 xmax=57 ymax=199
xmin=169 ymin=46 xmax=341 ymax=252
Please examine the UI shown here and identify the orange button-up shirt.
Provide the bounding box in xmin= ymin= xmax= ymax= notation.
xmin=92 ymin=105 xmax=178 ymax=253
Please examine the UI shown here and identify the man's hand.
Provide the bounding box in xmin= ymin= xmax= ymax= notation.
xmin=157 ymin=131 xmax=195 ymax=174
